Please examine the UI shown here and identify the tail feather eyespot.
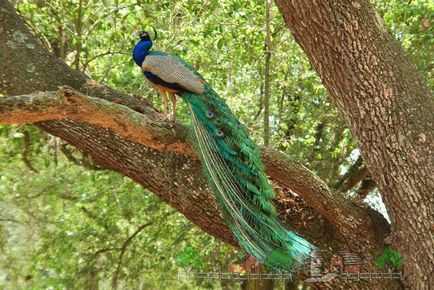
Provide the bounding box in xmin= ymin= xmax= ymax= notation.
xmin=216 ymin=129 xmax=224 ymax=137
xmin=206 ymin=110 xmax=214 ymax=119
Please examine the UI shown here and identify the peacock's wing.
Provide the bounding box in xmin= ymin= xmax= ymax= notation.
xmin=142 ymin=52 xmax=205 ymax=94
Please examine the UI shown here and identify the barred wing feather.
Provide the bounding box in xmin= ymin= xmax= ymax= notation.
xmin=142 ymin=54 xmax=204 ymax=94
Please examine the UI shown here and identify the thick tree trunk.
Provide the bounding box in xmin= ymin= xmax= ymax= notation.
xmin=274 ymin=1 xmax=434 ymax=289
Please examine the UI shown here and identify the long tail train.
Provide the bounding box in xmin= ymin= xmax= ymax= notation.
xmin=181 ymin=84 xmax=315 ymax=271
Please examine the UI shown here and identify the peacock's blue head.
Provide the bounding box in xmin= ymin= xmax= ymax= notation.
xmin=132 ymin=30 xmax=156 ymax=66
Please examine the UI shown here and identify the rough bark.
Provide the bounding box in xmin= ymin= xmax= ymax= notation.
xmin=0 ymin=1 xmax=412 ymax=289
xmin=274 ymin=1 xmax=434 ymax=289
xmin=0 ymin=88 xmax=191 ymax=155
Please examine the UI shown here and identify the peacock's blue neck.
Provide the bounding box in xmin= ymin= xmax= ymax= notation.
xmin=132 ymin=40 xmax=153 ymax=66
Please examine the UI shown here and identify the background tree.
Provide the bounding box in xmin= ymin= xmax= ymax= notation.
xmin=0 ymin=0 xmax=432 ymax=289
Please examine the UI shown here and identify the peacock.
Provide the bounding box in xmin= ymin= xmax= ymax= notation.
xmin=132 ymin=30 xmax=315 ymax=271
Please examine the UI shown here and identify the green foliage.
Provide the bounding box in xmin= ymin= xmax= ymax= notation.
xmin=176 ymin=246 xmax=203 ymax=269
xmin=375 ymin=247 xmax=404 ymax=270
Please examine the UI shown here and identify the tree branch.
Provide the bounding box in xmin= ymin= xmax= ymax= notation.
xmin=0 ymin=87 xmax=389 ymax=261
xmin=355 ymin=177 xmax=377 ymax=200
xmin=334 ymin=156 xmax=370 ymax=192
xmin=111 ymin=211 xmax=175 ymax=289
xmin=111 ymin=221 xmax=154 ymax=290
xmin=0 ymin=88 xmax=192 ymax=155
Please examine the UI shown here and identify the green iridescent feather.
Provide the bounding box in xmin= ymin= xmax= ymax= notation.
xmin=181 ymin=83 xmax=315 ymax=270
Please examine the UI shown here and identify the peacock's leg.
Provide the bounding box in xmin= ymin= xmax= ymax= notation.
xmin=157 ymin=88 xmax=169 ymax=119
xmin=169 ymin=93 xmax=177 ymax=121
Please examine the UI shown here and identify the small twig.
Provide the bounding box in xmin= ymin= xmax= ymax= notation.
xmin=22 ymin=130 xmax=38 ymax=173
xmin=53 ymin=136 xmax=58 ymax=166
xmin=27 ymin=184 xmax=57 ymax=199
xmin=111 ymin=221 xmax=154 ymax=290
xmin=0 ymin=216 xmax=21 ymax=224
xmin=112 ymin=212 xmax=174 ymax=289
xmin=60 ymin=143 xmax=102 ymax=170
xmin=171 ymin=224 xmax=194 ymax=245
xmin=252 ymin=84 xmax=264 ymax=122
xmin=60 ymin=143 xmax=81 ymax=165
xmin=81 ymin=50 xmax=123 ymax=72
xmin=91 ymin=247 xmax=121 ymax=257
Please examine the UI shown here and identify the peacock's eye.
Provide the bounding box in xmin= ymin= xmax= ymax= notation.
xmin=216 ymin=129 xmax=224 ymax=137
xmin=206 ymin=110 xmax=214 ymax=119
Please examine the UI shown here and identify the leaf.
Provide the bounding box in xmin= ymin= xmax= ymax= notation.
xmin=375 ymin=247 xmax=404 ymax=269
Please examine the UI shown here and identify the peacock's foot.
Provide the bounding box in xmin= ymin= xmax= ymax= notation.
xmin=158 ymin=112 xmax=176 ymax=125
xmin=158 ymin=112 xmax=169 ymax=121
xmin=168 ymin=112 xmax=176 ymax=122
